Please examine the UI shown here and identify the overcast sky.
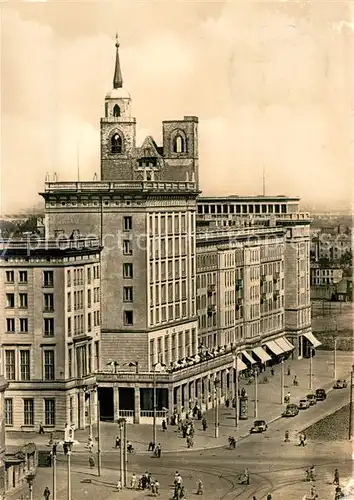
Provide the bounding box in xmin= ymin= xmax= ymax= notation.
xmin=0 ymin=0 xmax=352 ymax=213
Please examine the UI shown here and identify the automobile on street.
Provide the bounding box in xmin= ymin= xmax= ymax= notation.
xmin=250 ymin=419 xmax=268 ymax=433
xmin=282 ymin=403 xmax=299 ymax=417
xmin=315 ymin=388 xmax=327 ymax=401
xmin=306 ymin=393 xmax=317 ymax=406
xmin=333 ymin=379 xmax=348 ymax=389
xmin=298 ymin=398 xmax=310 ymax=410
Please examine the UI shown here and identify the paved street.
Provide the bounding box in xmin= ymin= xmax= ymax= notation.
xmin=6 ymin=350 xmax=353 ymax=499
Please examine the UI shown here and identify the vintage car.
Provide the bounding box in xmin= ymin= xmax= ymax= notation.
xmin=315 ymin=388 xmax=327 ymax=401
xmin=333 ymin=379 xmax=348 ymax=389
xmin=250 ymin=420 xmax=268 ymax=433
xmin=282 ymin=404 xmax=299 ymax=417
xmin=298 ymin=398 xmax=310 ymax=410
xmin=306 ymin=393 xmax=317 ymax=406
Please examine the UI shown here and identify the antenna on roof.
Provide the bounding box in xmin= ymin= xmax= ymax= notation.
xmin=77 ymin=141 xmax=80 ymax=182
xmin=262 ymin=164 xmax=266 ymax=196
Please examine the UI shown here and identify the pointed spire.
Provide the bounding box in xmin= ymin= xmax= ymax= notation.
xmin=113 ymin=33 xmax=123 ymax=89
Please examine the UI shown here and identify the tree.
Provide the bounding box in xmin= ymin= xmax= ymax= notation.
xmin=339 ymin=250 xmax=352 ymax=268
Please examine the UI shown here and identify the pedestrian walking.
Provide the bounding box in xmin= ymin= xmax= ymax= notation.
xmin=284 ymin=430 xmax=290 ymax=442
xmin=293 ymin=375 xmax=298 ymax=386
xmin=162 ymin=419 xmax=167 ymax=431
xmin=39 ymin=422 xmax=45 ymax=435
xmin=43 ymin=486 xmax=51 ymax=500
xmin=270 ymin=368 xmax=274 ymax=376
xmin=155 ymin=480 xmax=160 ymax=496
xmin=333 ymin=468 xmax=340 ymax=485
xmin=266 ymin=494 xmax=272 ymax=500
xmin=89 ymin=455 xmax=95 ymax=468
xmin=115 ymin=436 xmax=120 ymax=448
xmin=130 ymin=473 xmax=137 ymax=489
xmin=287 ymin=365 xmax=291 ymax=376
xmin=148 ymin=441 xmax=155 ymax=451
xmin=202 ymin=417 xmax=207 ymax=431
xmin=196 ymin=479 xmax=203 ymax=495
xmin=116 ymin=480 xmax=122 ymax=491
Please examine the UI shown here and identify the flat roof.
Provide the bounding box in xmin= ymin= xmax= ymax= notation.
xmin=1 ymin=237 xmax=102 ymax=259
xmin=198 ymin=195 xmax=300 ymax=202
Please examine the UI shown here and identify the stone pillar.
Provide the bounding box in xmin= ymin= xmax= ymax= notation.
xmin=168 ymin=385 xmax=174 ymax=413
xmin=190 ymin=380 xmax=196 ymax=406
xmin=182 ymin=383 xmax=188 ymax=409
xmin=113 ymin=387 xmax=119 ymax=421
xmin=78 ymin=391 xmax=85 ymax=430
xmin=203 ymin=376 xmax=209 ymax=409
xmin=134 ymin=387 xmax=140 ymax=424
xmin=222 ymin=370 xmax=227 ymax=399
xmin=196 ymin=378 xmax=202 ymax=408
xmin=176 ymin=386 xmax=182 ymax=416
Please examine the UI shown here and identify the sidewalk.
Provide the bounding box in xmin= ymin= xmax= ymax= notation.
xmin=6 ymin=351 xmax=353 ymax=454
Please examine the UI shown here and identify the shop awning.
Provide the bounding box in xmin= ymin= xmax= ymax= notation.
xmin=264 ymin=340 xmax=284 ymax=356
xmin=252 ymin=346 xmax=272 ymax=363
xmin=274 ymin=337 xmax=294 ymax=353
xmin=241 ymin=350 xmax=256 ymax=365
xmin=233 ymin=356 xmax=247 ymax=372
xmin=303 ymin=331 xmax=322 ymax=348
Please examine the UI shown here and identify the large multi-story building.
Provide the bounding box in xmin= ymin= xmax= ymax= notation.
xmin=1 ymin=37 xmax=320 ymax=428
xmin=0 ymin=237 xmax=101 ymax=431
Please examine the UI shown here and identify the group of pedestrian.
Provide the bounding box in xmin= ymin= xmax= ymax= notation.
xmin=173 ymin=471 xmax=185 ymax=499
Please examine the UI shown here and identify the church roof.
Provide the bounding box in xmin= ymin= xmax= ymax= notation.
xmin=138 ymin=136 xmax=163 ymax=157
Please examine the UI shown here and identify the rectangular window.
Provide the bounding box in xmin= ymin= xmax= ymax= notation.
xmin=123 ymin=216 xmax=132 ymax=231
xmin=67 ymin=317 xmax=72 ymax=336
xmin=87 ymin=313 xmax=92 ymax=332
xmin=19 ymin=271 xmax=28 ymax=283
xmin=43 ymin=270 xmax=54 ymax=287
xmin=123 ymin=263 xmax=133 ymax=279
xmin=6 ymin=271 xmax=14 ymax=283
xmin=123 ymin=286 xmax=133 ymax=302
xmin=19 ymin=318 xmax=28 ymax=333
xmin=43 ymin=293 xmax=54 ymax=312
xmin=67 ymin=270 xmax=71 ymax=287
xmin=6 ymin=318 xmax=15 ymax=333
xmin=6 ymin=293 xmax=15 ymax=308
xmin=68 ymin=348 xmax=72 ymax=378
xmin=88 ymin=344 xmax=92 ymax=374
xmin=20 ymin=350 xmax=30 ymax=380
xmin=123 ymin=310 xmax=133 ymax=326
xmin=87 ymin=267 xmax=91 ymax=285
xmin=44 ymin=351 xmax=55 ymax=380
xmin=95 ymin=341 xmax=99 ymax=371
xmin=123 ymin=240 xmax=133 ymax=255
xmin=5 ymin=350 xmax=15 ymax=380
xmin=5 ymin=399 xmax=13 ymax=426
xmin=44 ymin=399 xmax=55 ymax=426
xmin=23 ymin=398 xmax=34 ymax=425
xmin=87 ymin=289 xmax=91 ymax=308
xmin=44 ymin=318 xmax=54 ymax=337
xmin=19 ymin=293 xmax=28 ymax=309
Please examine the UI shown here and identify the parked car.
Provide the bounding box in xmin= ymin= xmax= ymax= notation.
xmin=250 ymin=419 xmax=268 ymax=433
xmin=282 ymin=404 xmax=299 ymax=417
xmin=333 ymin=379 xmax=348 ymax=389
xmin=306 ymin=393 xmax=317 ymax=406
xmin=298 ymin=398 xmax=310 ymax=410
xmin=315 ymin=388 xmax=327 ymax=401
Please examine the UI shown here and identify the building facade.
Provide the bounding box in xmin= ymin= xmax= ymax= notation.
xmin=0 ymin=238 xmax=101 ymax=431
xmin=28 ymin=37 xmax=320 ymax=426
xmin=310 ymin=266 xmax=343 ymax=286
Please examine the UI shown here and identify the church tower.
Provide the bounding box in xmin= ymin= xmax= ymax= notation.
xmin=100 ymin=35 xmax=137 ymax=180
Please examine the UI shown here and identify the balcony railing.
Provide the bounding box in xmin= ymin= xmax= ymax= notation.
xmin=43 ymin=180 xmax=197 ymax=193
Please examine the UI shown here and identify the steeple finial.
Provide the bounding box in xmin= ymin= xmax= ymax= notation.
xmin=113 ymin=33 xmax=123 ymax=89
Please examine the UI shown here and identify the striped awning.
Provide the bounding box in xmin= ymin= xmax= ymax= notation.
xmin=252 ymin=346 xmax=272 ymax=363
xmin=264 ymin=340 xmax=284 ymax=356
xmin=241 ymin=350 xmax=256 ymax=364
xmin=303 ymin=331 xmax=322 ymax=348
xmin=274 ymin=337 xmax=294 ymax=353
xmin=233 ymin=356 xmax=247 ymax=372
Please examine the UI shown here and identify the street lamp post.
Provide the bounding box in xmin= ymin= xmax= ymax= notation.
xmin=254 ymin=369 xmax=258 ymax=418
xmin=348 ymin=365 xmax=354 ymax=440
xmin=52 ymin=443 xmax=57 ymax=500
xmin=309 ymin=349 xmax=313 ymax=391
xmin=66 ymin=442 xmax=73 ymax=500
xmin=280 ymin=359 xmax=284 ymax=407
xmin=117 ymin=417 xmax=126 ymax=487
xmin=152 ymin=362 xmax=166 ymax=447
xmin=25 ymin=472 xmax=36 ymax=500
xmin=232 ymin=349 xmax=239 ymax=428
xmin=333 ymin=336 xmax=337 ymax=382
xmin=97 ymin=397 xmax=101 ymax=477
xmin=214 ymin=377 xmax=220 ymax=438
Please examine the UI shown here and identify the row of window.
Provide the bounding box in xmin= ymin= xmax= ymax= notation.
xmin=5 ymin=349 xmax=54 ymax=381
xmin=149 ymin=328 xmax=197 ymax=366
xmin=148 ymin=213 xmax=192 ymax=235
xmin=149 ymin=236 xmax=191 ymax=259
xmin=197 ymin=203 xmax=288 ymax=215
xmin=67 ymin=310 xmax=100 ymax=336
xmin=149 ymin=301 xmax=192 ymax=326
xmin=149 ymin=259 xmax=190 ymax=283
xmin=149 ymin=281 xmax=188 ymax=307
xmin=67 ymin=265 xmax=100 ymax=287
xmin=5 ymin=292 xmax=54 ymax=311
xmin=5 ymin=398 xmax=55 ymax=426
xmin=6 ymin=317 xmax=55 ymax=335
xmin=5 ymin=270 xmax=54 ymax=287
